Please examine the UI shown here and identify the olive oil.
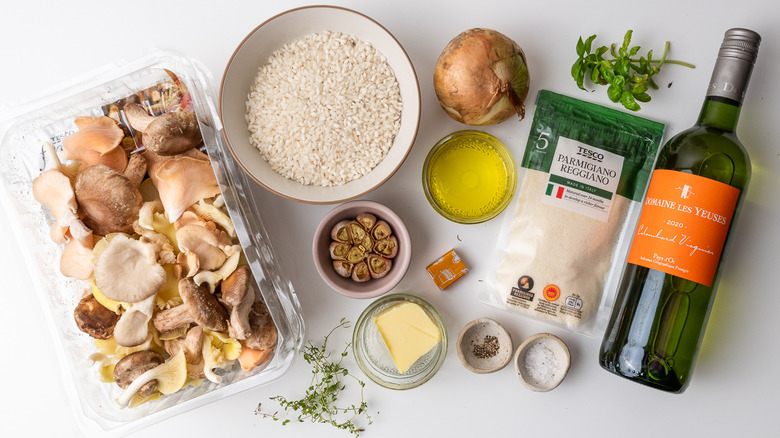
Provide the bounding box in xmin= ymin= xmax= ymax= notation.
xmin=424 ymin=131 xmax=516 ymax=223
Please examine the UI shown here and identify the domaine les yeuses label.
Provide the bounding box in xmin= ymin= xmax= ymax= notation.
xmin=541 ymin=137 xmax=624 ymax=222
xmin=627 ymin=170 xmax=739 ymax=286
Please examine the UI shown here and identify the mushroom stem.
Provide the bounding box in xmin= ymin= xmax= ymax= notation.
xmin=153 ymin=304 xmax=195 ymax=333
xmin=116 ymin=350 xmax=187 ymax=408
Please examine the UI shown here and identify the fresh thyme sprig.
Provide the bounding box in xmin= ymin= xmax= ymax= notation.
xmin=256 ymin=318 xmax=373 ymax=437
xmin=571 ymin=30 xmax=695 ymax=111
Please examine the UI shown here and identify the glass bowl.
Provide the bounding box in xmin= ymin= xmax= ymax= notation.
xmin=422 ymin=130 xmax=517 ymax=224
xmin=352 ymin=293 xmax=447 ymax=389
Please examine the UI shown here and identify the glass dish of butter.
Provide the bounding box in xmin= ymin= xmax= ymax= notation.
xmin=352 ymin=293 xmax=447 ymax=389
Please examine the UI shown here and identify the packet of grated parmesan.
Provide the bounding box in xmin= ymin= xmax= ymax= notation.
xmin=482 ymin=90 xmax=665 ymax=337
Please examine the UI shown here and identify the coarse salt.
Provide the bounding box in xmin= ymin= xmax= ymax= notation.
xmin=523 ymin=341 xmax=560 ymax=386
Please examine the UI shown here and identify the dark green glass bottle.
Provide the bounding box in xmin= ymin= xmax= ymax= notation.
xmin=599 ymin=28 xmax=761 ymax=393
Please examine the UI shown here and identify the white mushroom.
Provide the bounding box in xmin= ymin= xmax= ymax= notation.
xmin=193 ymin=251 xmax=241 ymax=293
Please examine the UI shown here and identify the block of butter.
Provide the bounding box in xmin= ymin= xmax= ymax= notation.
xmin=373 ymin=302 xmax=441 ymax=374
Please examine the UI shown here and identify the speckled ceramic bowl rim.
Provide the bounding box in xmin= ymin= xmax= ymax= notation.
xmin=513 ymin=333 xmax=571 ymax=392
xmin=456 ymin=317 xmax=513 ymax=374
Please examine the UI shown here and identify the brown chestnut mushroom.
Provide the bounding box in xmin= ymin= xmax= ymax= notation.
xmin=73 ymin=293 xmax=119 ymax=340
xmin=113 ymin=350 xmax=164 ymax=397
xmin=152 ymin=278 xmax=229 ymax=333
xmin=219 ymin=264 xmax=255 ymax=340
xmin=243 ymin=300 xmax=278 ymax=351
xmin=124 ymin=103 xmax=202 ymax=156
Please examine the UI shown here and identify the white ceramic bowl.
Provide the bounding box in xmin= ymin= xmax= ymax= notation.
xmin=220 ymin=5 xmax=421 ymax=204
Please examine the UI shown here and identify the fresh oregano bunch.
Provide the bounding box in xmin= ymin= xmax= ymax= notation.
xmin=256 ymin=318 xmax=372 ymax=437
xmin=571 ymin=30 xmax=695 ymax=111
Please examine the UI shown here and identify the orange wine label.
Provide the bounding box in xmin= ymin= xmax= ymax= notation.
xmin=627 ymin=169 xmax=739 ymax=286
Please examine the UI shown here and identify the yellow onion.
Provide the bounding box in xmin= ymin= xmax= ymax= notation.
xmin=433 ymin=28 xmax=530 ymax=125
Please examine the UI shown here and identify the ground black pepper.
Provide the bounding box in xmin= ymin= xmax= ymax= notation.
xmin=473 ymin=335 xmax=500 ymax=359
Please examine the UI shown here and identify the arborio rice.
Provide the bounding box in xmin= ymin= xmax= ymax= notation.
xmin=246 ymin=31 xmax=403 ymax=186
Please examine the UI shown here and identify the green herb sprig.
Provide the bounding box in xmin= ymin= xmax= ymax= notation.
xmin=256 ymin=318 xmax=372 ymax=437
xmin=571 ymin=30 xmax=695 ymax=111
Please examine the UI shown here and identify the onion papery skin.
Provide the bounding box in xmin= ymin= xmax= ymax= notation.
xmin=433 ymin=28 xmax=529 ymax=126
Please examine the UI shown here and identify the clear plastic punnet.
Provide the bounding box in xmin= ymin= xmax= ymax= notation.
xmin=0 ymin=50 xmax=304 ymax=436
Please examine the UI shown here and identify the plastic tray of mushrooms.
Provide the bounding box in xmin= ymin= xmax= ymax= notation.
xmin=0 ymin=50 xmax=304 ymax=436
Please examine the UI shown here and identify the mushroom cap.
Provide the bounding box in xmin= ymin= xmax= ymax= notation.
xmin=163 ymin=325 xmax=206 ymax=379
xmin=93 ymin=233 xmax=166 ymax=303
xmin=143 ymin=149 xmax=221 ymax=223
xmin=220 ymin=264 xmax=255 ymax=340
xmin=179 ymin=277 xmax=229 ymax=332
xmin=175 ymin=224 xmax=228 ymax=272
xmin=123 ymin=103 xmax=156 ymax=132
xmin=75 ymin=164 xmax=143 ymax=236
xmin=61 ymin=116 xmax=127 ymax=172
xmin=73 ymin=293 xmax=119 ymax=340
xmin=243 ymin=300 xmax=278 ymax=351
xmin=113 ymin=350 xmax=164 ymax=394
xmin=143 ymin=110 xmax=202 ymax=156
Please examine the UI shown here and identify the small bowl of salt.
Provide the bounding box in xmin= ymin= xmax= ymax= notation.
xmin=513 ymin=333 xmax=570 ymax=392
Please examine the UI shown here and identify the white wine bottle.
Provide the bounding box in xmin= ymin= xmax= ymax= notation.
xmin=599 ymin=28 xmax=761 ymax=393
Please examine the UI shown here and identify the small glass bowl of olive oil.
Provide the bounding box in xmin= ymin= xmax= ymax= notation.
xmin=423 ymin=130 xmax=517 ymax=224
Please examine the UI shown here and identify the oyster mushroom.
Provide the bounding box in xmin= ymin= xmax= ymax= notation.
xmin=113 ymin=294 xmax=157 ymax=347
xmin=74 ymin=164 xmax=143 ymax=236
xmin=73 ymin=293 xmax=119 ymax=340
xmin=61 ymin=116 xmax=127 ymax=172
xmin=219 ymin=265 xmax=255 ymax=340
xmin=163 ymin=325 xmax=205 ymax=379
xmin=144 ymin=149 xmax=221 ymax=222
xmin=176 ymin=224 xmax=229 ymax=272
xmin=59 ymin=232 xmax=95 ymax=280
xmin=93 ymin=233 xmax=166 ymax=305
xmin=116 ymin=350 xmax=187 ymax=408
xmin=237 ymin=345 xmax=273 ymax=372
xmin=152 ymin=277 xmax=229 ymax=333
xmin=124 ymin=103 xmax=202 ymax=156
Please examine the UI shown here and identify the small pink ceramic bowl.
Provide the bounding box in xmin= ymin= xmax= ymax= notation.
xmin=312 ymin=200 xmax=411 ymax=298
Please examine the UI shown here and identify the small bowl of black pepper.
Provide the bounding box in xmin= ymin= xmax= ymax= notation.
xmin=456 ymin=318 xmax=513 ymax=374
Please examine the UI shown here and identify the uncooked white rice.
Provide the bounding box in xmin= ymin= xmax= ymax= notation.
xmin=246 ymin=31 xmax=403 ymax=186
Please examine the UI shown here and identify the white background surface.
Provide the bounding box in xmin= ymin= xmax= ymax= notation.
xmin=1 ymin=0 xmax=778 ymax=436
